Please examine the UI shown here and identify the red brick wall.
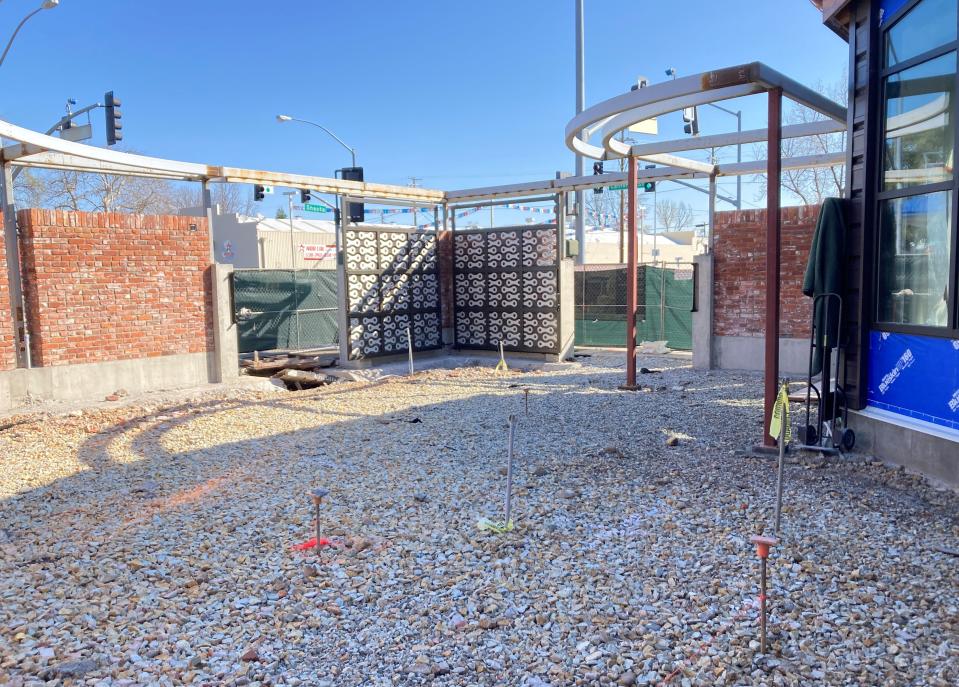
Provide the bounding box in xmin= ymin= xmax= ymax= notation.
xmin=0 ymin=214 xmax=17 ymax=371
xmin=18 ymin=210 xmax=213 ymax=367
xmin=713 ymin=205 xmax=820 ymax=339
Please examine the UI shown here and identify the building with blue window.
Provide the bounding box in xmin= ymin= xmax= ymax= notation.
xmin=816 ymin=0 xmax=959 ymax=485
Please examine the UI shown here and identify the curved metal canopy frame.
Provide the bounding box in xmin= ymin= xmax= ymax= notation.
xmin=563 ymin=61 xmax=848 ymax=450
xmin=565 ymin=61 xmax=846 ymax=167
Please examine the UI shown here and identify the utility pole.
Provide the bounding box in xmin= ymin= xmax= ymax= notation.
xmin=408 ymin=177 xmax=422 ymax=228
xmin=574 ymin=0 xmax=586 ymax=264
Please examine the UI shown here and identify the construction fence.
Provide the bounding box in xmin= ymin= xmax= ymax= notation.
xmin=232 ymin=269 xmax=338 ymax=354
xmin=574 ymin=263 xmax=696 ymax=350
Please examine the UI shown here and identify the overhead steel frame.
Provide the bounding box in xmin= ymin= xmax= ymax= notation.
xmin=0 ymin=60 xmax=844 ymax=406
xmin=0 ymin=118 xmax=444 ymax=376
xmin=563 ymin=62 xmax=847 ymax=448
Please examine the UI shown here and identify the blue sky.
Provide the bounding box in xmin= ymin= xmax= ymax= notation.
xmin=0 ymin=0 xmax=848 ymax=224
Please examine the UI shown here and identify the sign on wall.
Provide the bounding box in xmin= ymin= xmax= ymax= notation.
xmin=299 ymin=243 xmax=336 ymax=261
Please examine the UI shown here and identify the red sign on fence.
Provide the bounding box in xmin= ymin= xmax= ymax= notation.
xmin=299 ymin=244 xmax=336 ymax=261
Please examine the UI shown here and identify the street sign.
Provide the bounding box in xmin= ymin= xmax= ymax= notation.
xmin=60 ymin=123 xmax=93 ymax=143
xmin=303 ymin=203 xmax=331 ymax=213
xmin=629 ymin=117 xmax=658 ymax=135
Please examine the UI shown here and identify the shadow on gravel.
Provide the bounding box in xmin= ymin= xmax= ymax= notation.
xmin=1 ymin=363 xmax=957 ymax=685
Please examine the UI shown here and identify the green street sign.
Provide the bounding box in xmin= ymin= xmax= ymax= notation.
xmin=303 ymin=203 xmax=331 ymax=213
xmin=608 ymin=184 xmax=627 ymax=191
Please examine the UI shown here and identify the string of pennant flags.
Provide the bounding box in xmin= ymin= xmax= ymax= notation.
xmin=301 ymin=201 xmax=623 ymax=226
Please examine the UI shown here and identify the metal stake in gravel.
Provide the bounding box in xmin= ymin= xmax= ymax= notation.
xmin=406 ymin=327 xmax=414 ymax=376
xmin=504 ymin=414 xmax=517 ymax=526
xmin=310 ymin=488 xmax=329 ymax=558
xmin=769 ymin=380 xmax=791 ymax=536
xmin=750 ymin=534 xmax=778 ymax=654
xmin=524 ymin=388 xmax=529 ymax=415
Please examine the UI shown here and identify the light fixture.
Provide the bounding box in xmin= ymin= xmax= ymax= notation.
xmin=276 ymin=114 xmax=292 ymax=122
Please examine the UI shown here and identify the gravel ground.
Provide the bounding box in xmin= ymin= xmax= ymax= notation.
xmin=0 ymin=355 xmax=957 ymax=686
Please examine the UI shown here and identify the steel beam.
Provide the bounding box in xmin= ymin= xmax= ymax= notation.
xmin=627 ymin=120 xmax=845 ymax=158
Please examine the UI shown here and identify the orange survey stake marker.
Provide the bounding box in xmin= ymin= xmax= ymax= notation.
xmin=750 ymin=534 xmax=778 ymax=559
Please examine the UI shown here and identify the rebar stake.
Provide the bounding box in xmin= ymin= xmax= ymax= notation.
xmin=504 ymin=415 xmax=517 ymax=526
xmin=774 ymin=379 xmax=789 ymax=535
xmin=524 ymin=388 xmax=529 ymax=415
xmin=750 ymin=534 xmax=777 ymax=654
xmin=406 ymin=327 xmax=414 ymax=376
xmin=310 ymin=488 xmax=329 ymax=559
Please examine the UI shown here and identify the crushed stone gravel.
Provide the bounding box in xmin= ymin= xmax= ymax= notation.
xmin=0 ymin=355 xmax=956 ymax=686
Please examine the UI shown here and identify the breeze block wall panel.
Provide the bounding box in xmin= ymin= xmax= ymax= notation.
xmin=713 ymin=205 xmax=820 ymax=340
xmin=18 ymin=209 xmax=213 ymax=367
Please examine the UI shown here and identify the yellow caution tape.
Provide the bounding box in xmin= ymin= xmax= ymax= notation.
xmin=477 ymin=517 xmax=514 ymax=534
xmin=768 ymin=381 xmax=792 ymax=443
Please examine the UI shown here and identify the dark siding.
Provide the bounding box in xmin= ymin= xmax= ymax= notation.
xmin=842 ymin=0 xmax=880 ymax=410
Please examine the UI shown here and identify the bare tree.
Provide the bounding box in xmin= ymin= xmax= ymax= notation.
xmin=585 ymin=188 xmax=621 ymax=228
xmin=753 ymin=74 xmax=847 ymax=206
xmin=656 ymin=199 xmax=694 ymax=231
xmin=14 ymin=168 xmax=177 ymax=214
xmin=169 ymin=182 xmax=256 ymax=216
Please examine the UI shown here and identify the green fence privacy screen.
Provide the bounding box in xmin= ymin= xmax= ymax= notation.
xmin=574 ymin=263 xmax=695 ymax=350
xmin=232 ymin=269 xmax=338 ymax=353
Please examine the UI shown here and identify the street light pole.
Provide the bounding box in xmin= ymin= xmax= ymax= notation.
xmin=276 ymin=114 xmax=356 ymax=168
xmin=0 ymin=1 xmax=59 ymax=70
xmin=574 ymin=0 xmax=586 ymax=265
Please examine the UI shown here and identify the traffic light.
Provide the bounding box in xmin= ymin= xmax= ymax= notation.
xmin=300 ymin=189 xmax=311 ymax=204
xmin=643 ymin=165 xmax=656 ymax=193
xmin=592 ymin=161 xmax=604 ymax=195
xmin=104 ymin=91 xmax=122 ymax=145
xmin=253 ymin=184 xmax=265 ymax=202
xmin=340 ymin=167 xmax=364 ymax=223
xmin=683 ymin=106 xmax=699 ymax=136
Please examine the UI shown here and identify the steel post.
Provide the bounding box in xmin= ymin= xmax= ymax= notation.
xmin=708 ymin=173 xmax=717 ymax=253
xmin=201 ymin=180 xmax=222 ymax=382
xmin=574 ymin=0 xmax=585 ymax=264
xmin=1 ymin=163 xmax=29 ymax=368
xmin=287 ymin=193 xmax=300 ymax=349
xmin=625 ymin=156 xmax=638 ymax=387
xmin=763 ymin=88 xmax=783 ymax=447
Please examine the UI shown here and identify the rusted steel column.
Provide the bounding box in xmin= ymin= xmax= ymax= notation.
xmin=625 ymin=155 xmax=638 ymax=388
xmin=763 ymin=88 xmax=783 ymax=447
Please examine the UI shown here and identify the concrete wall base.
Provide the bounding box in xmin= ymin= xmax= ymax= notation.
xmin=849 ymin=407 xmax=959 ymax=488
xmin=713 ymin=335 xmax=808 ymax=375
xmin=0 ymin=352 xmax=216 ymax=411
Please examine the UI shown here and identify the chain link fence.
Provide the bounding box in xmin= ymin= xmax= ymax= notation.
xmin=232 ymin=269 xmax=338 ymax=353
xmin=574 ymin=262 xmax=696 ymax=350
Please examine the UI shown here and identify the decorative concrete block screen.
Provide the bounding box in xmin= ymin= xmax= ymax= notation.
xmin=343 ymin=227 xmax=442 ymax=360
xmin=453 ymin=225 xmax=560 ymax=354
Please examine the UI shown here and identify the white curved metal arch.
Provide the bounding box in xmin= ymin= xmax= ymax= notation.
xmin=565 ymin=61 xmax=847 ymax=162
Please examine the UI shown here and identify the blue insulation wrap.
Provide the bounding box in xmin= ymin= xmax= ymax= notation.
xmin=867 ymin=331 xmax=959 ymax=431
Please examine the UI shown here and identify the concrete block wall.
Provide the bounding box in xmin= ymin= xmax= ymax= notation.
xmin=17 ymin=210 xmax=213 ymax=366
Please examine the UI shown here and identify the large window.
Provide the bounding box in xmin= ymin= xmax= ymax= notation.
xmin=876 ymin=0 xmax=959 ymax=332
